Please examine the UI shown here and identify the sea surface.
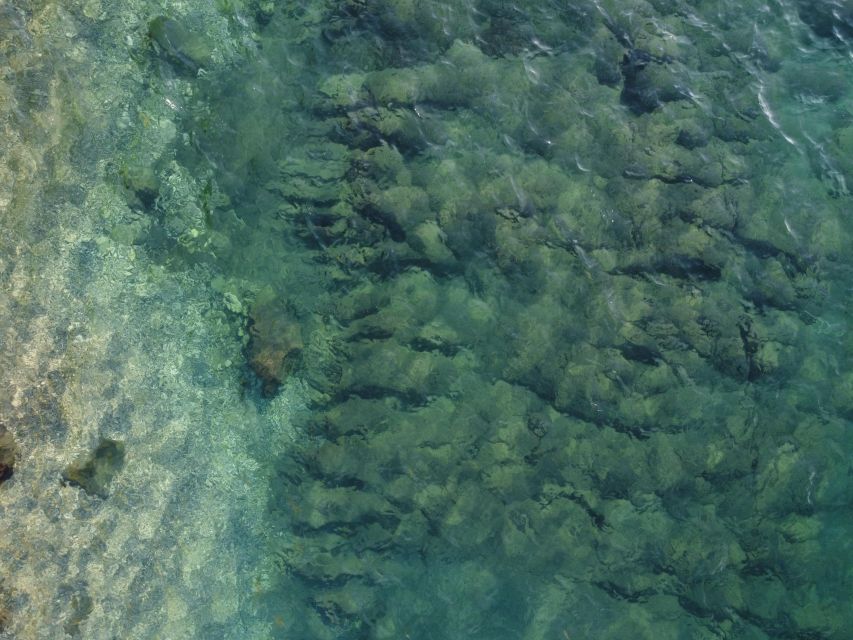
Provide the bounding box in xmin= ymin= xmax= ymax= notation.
xmin=1 ymin=0 xmax=852 ymax=638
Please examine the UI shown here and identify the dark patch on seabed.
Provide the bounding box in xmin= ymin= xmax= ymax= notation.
xmin=126 ymin=0 xmax=852 ymax=638
xmin=62 ymin=438 xmax=126 ymax=498
xmin=0 ymin=425 xmax=17 ymax=485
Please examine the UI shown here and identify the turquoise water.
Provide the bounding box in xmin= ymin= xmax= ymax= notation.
xmin=1 ymin=0 xmax=852 ymax=638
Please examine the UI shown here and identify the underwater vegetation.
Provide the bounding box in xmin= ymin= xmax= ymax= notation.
xmin=109 ymin=0 xmax=853 ymax=637
xmin=1 ymin=0 xmax=850 ymax=637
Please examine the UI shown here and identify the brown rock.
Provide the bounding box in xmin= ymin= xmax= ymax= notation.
xmin=248 ymin=300 xmax=304 ymax=396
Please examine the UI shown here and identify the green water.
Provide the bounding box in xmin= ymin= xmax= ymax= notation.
xmin=1 ymin=0 xmax=852 ymax=638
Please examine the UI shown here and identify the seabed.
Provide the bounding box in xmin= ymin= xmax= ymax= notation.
xmin=1 ymin=1 xmax=852 ymax=638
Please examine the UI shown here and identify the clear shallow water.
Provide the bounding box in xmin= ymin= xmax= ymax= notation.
xmin=1 ymin=0 xmax=852 ymax=638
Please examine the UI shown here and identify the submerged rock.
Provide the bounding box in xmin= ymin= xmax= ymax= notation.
xmin=0 ymin=425 xmax=17 ymax=486
xmin=620 ymin=48 xmax=688 ymax=114
xmin=62 ymin=438 xmax=126 ymax=498
xmin=247 ymin=300 xmax=304 ymax=396
xmin=148 ymin=16 xmax=213 ymax=74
